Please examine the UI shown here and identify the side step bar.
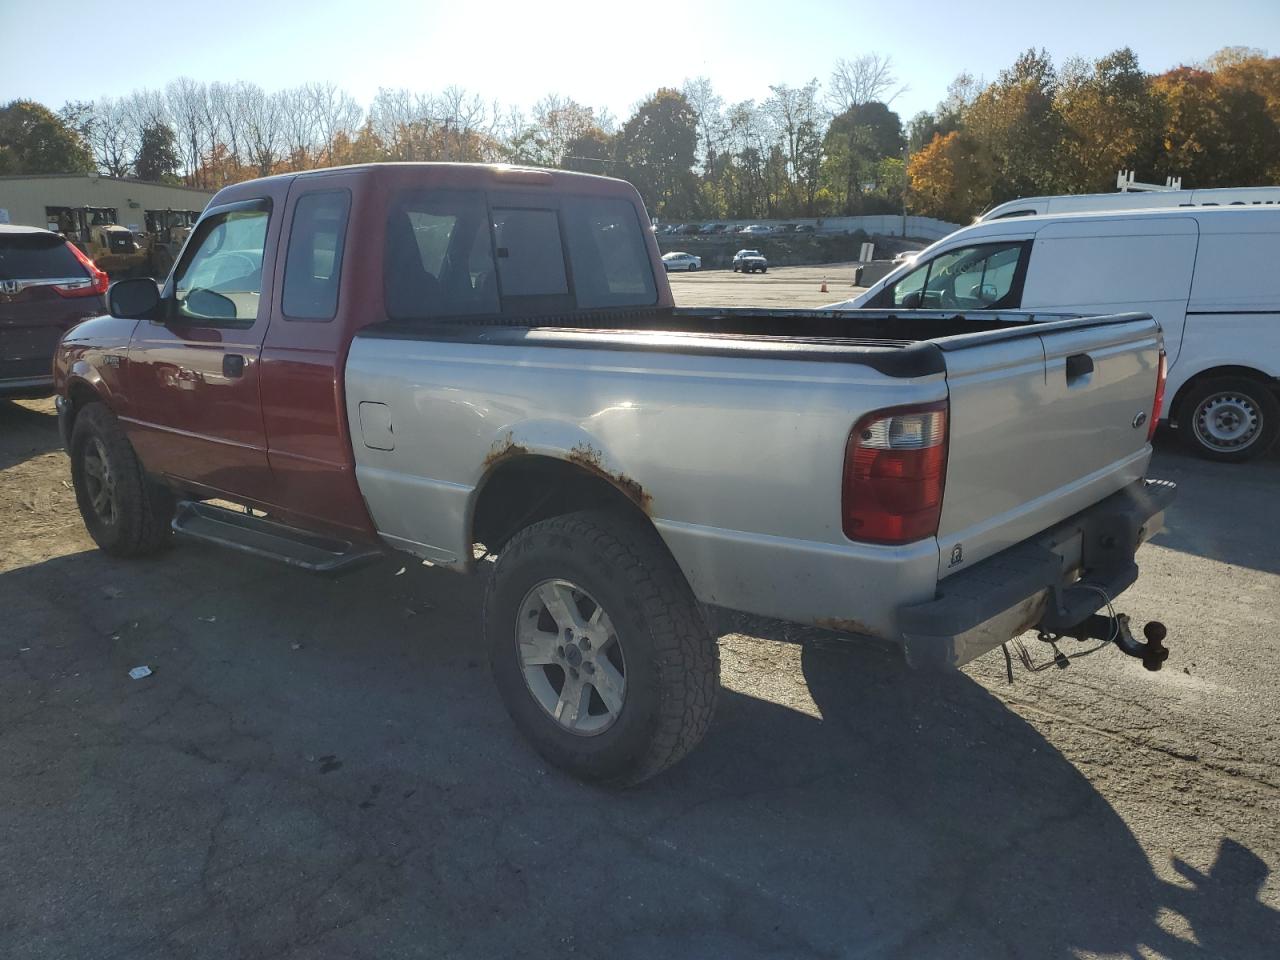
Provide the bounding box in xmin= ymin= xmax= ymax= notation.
xmin=172 ymin=501 xmax=384 ymax=574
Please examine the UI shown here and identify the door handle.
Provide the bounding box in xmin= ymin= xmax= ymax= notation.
xmin=1065 ymin=353 xmax=1094 ymax=383
xmin=223 ymin=354 xmax=246 ymax=378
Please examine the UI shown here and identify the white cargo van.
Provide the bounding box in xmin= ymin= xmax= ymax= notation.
xmin=831 ymin=206 xmax=1280 ymax=461
xmin=978 ymin=186 xmax=1280 ymax=222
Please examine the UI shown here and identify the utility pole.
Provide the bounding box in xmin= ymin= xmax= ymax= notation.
xmin=901 ymin=144 xmax=909 ymax=238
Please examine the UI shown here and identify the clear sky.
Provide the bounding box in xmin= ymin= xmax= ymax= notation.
xmin=2 ymin=0 xmax=1278 ymax=122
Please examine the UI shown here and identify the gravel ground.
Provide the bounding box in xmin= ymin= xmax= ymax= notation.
xmin=2 ymin=282 xmax=1278 ymax=958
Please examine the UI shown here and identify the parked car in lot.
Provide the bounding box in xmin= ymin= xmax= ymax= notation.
xmin=832 ymin=205 xmax=1280 ymax=462
xmin=793 ymin=224 xmax=816 ymax=234
xmin=737 ymin=224 xmax=771 ymax=236
xmin=732 ymin=249 xmax=768 ymax=273
xmin=0 ymin=225 xmax=108 ymax=398
xmin=54 ymin=163 xmax=1174 ymax=785
xmin=661 ymin=251 xmax=701 ymax=272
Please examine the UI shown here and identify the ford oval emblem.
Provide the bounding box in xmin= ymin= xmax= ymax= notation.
xmin=1132 ymin=411 xmax=1148 ymax=429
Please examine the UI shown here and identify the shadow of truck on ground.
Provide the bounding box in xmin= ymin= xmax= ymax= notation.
xmin=1 ymin=544 xmax=1275 ymax=958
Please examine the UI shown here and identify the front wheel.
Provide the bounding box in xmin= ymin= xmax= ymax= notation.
xmin=70 ymin=403 xmax=174 ymax=556
xmin=687 ymin=263 xmax=698 ymax=272
xmin=1179 ymin=376 xmax=1280 ymax=462
xmin=485 ymin=510 xmax=719 ymax=786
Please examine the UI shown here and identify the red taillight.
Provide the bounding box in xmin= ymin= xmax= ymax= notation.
xmin=1148 ymin=349 xmax=1167 ymax=442
xmin=842 ymin=402 xmax=948 ymax=544
xmin=55 ymin=243 xmax=109 ymax=298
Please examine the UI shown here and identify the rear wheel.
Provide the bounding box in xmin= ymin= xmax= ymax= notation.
xmin=1179 ymin=376 xmax=1280 ymax=462
xmin=70 ymin=403 xmax=174 ymax=556
xmin=485 ymin=510 xmax=719 ymax=786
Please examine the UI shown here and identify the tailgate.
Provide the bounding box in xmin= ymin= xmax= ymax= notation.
xmin=936 ymin=314 xmax=1162 ymax=579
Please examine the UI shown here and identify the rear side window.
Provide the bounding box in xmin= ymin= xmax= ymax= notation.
xmin=385 ymin=190 xmax=499 ymax=320
xmin=563 ymin=197 xmax=657 ymax=308
xmin=283 ymin=190 xmax=351 ymax=320
xmin=0 ymin=233 xmax=85 ymax=280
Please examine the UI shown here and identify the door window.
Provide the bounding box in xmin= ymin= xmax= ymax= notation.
xmin=876 ymin=241 xmax=1026 ymax=310
xmin=174 ymin=204 xmax=270 ymax=322
xmin=283 ymin=190 xmax=350 ymax=320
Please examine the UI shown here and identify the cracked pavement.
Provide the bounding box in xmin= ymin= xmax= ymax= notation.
xmin=2 ymin=395 xmax=1278 ymax=959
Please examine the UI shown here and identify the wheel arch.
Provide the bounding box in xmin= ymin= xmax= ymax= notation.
xmin=470 ymin=454 xmax=657 ymax=557
xmin=1167 ymin=364 xmax=1280 ymax=426
xmin=63 ymin=373 xmax=108 ymax=440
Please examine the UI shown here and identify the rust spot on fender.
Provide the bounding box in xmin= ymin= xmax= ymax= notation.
xmin=568 ymin=442 xmax=653 ymax=514
xmin=483 ymin=432 xmax=529 ymax=469
xmin=815 ymin=617 xmax=881 ymax=638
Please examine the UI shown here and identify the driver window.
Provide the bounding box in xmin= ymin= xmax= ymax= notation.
xmin=924 ymin=243 xmax=1023 ymax=308
xmin=174 ymin=206 xmax=270 ymax=322
xmin=880 ymin=241 xmax=1024 ymax=310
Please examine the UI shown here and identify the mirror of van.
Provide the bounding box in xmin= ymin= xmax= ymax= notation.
xmin=108 ymin=276 xmax=161 ymax=319
xmin=899 ymin=290 xmax=923 ymax=309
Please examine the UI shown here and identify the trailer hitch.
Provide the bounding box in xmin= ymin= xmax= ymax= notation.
xmin=1066 ymin=613 xmax=1169 ymax=671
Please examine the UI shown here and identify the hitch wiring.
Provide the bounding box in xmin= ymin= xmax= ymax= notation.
xmin=1001 ymin=584 xmax=1119 ymax=682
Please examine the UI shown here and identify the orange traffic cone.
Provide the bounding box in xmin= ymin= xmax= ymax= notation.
xmin=820 ymin=277 xmax=828 ymax=293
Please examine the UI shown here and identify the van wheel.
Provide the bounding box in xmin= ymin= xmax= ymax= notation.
xmin=1180 ymin=376 xmax=1280 ymax=462
xmin=70 ymin=403 xmax=174 ymax=556
xmin=485 ymin=510 xmax=719 ymax=786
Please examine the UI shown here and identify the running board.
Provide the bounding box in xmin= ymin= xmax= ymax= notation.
xmin=172 ymin=501 xmax=383 ymax=574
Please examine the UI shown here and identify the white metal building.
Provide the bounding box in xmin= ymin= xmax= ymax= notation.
xmin=0 ymin=174 xmax=214 ymax=235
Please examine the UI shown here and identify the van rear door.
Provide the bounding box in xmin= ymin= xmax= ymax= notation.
xmin=936 ymin=313 xmax=1163 ymax=579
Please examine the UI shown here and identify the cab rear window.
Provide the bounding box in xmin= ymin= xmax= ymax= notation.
xmin=384 ymin=190 xmax=656 ymax=320
xmin=0 ymin=233 xmax=85 ymax=280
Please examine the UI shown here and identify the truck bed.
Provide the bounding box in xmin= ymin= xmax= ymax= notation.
xmin=354 ymin=306 xmax=1093 ymax=378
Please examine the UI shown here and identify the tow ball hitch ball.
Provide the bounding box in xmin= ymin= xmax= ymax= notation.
xmin=1137 ymin=621 xmax=1170 ymax=672
xmin=1072 ymin=613 xmax=1169 ymax=671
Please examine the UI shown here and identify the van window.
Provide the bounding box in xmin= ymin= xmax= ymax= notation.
xmin=283 ymin=190 xmax=350 ymax=320
xmin=874 ymin=241 xmax=1027 ymax=310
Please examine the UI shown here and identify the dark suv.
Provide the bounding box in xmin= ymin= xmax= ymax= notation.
xmin=1 ymin=226 xmax=108 ymax=398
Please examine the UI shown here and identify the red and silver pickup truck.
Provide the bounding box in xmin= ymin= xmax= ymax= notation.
xmin=53 ymin=163 xmax=1174 ymax=785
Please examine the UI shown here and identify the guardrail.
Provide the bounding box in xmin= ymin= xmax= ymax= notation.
xmin=659 ymin=215 xmax=960 ymax=243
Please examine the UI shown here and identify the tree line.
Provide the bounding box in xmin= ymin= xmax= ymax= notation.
xmin=0 ymin=47 xmax=1276 ymax=223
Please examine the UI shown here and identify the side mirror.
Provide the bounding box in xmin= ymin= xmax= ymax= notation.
xmin=108 ymin=276 xmax=161 ymax=319
xmin=900 ymin=290 xmax=923 ymax=309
